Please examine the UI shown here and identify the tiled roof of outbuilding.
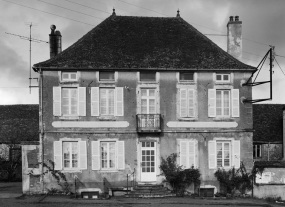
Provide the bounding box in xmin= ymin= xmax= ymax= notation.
xmin=0 ymin=105 xmax=39 ymax=144
xmin=34 ymin=15 xmax=256 ymax=70
xmin=253 ymin=104 xmax=285 ymax=143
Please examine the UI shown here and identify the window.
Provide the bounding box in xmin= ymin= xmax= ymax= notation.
xmin=208 ymin=140 xmax=240 ymax=169
xmin=53 ymin=87 xmax=86 ymax=117
xmin=208 ymin=89 xmax=239 ymax=118
xmin=62 ymin=72 xmax=77 ymax=81
xmin=91 ymin=87 xmax=124 ymax=116
xmin=180 ymin=73 xmax=194 ymax=81
xmin=216 ymin=73 xmax=230 ymax=82
xmin=216 ymin=90 xmax=230 ymax=117
xmin=62 ymin=88 xmax=78 ymax=116
xmin=92 ymin=141 xmax=125 ymax=170
xmin=63 ymin=142 xmax=78 ymax=169
xmin=100 ymin=88 xmax=115 ymax=115
xmin=99 ymin=72 xmax=115 ymax=81
xmin=53 ymin=140 xmax=87 ymax=170
xmin=253 ymin=144 xmax=262 ymax=158
xmin=179 ymin=88 xmax=195 ymax=117
xmin=217 ymin=142 xmax=231 ymax=167
xmin=140 ymin=72 xmax=156 ymax=81
xmin=179 ymin=140 xmax=197 ymax=168
xmin=141 ymin=89 xmax=156 ymax=114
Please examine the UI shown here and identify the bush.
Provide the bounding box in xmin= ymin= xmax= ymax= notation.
xmin=214 ymin=162 xmax=252 ymax=196
xmin=159 ymin=153 xmax=201 ymax=196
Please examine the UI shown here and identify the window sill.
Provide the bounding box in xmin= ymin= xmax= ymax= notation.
xmin=98 ymin=116 xmax=118 ymax=121
xmin=213 ymin=117 xmax=235 ymax=122
xmin=178 ymin=117 xmax=198 ymax=121
xmin=62 ymin=169 xmax=82 ymax=173
xmin=177 ymin=81 xmax=196 ymax=85
xmin=99 ymin=170 xmax=119 ymax=173
xmin=215 ymin=82 xmax=232 ymax=85
xmin=138 ymin=81 xmax=158 ymax=84
xmin=59 ymin=116 xmax=80 ymax=120
xmin=59 ymin=81 xmax=79 ymax=85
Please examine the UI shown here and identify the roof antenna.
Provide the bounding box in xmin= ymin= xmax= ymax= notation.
xmin=112 ymin=7 xmax=116 ymax=15
xmin=177 ymin=9 xmax=180 ymax=17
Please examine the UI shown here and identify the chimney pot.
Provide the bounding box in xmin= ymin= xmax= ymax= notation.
xmin=229 ymin=16 xmax=233 ymax=22
xmin=49 ymin=25 xmax=62 ymax=58
xmin=235 ymin=16 xmax=239 ymax=21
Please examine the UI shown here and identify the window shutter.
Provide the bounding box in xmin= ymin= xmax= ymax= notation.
xmin=78 ymin=87 xmax=86 ymax=116
xmin=53 ymin=87 xmax=61 ymax=116
xmin=117 ymin=141 xmax=125 ymax=170
xmin=79 ymin=141 xmax=87 ymax=170
xmin=54 ymin=141 xmax=62 ymax=170
xmin=91 ymin=87 xmax=99 ymax=116
xmin=115 ymin=87 xmax=124 ymax=116
xmin=208 ymin=140 xmax=216 ymax=169
xmin=180 ymin=141 xmax=187 ymax=168
xmin=188 ymin=141 xmax=195 ymax=168
xmin=231 ymin=89 xmax=240 ymax=117
xmin=208 ymin=89 xmax=216 ymax=117
xmin=188 ymin=89 xmax=195 ymax=117
xmin=91 ymin=141 xmax=100 ymax=170
xmin=232 ymin=140 xmax=240 ymax=168
xmin=180 ymin=89 xmax=187 ymax=117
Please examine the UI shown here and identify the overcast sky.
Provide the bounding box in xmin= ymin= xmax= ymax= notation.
xmin=0 ymin=0 xmax=285 ymax=104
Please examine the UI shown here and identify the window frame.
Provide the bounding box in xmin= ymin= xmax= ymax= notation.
xmin=216 ymin=90 xmax=231 ymax=118
xmin=141 ymin=88 xmax=156 ymax=114
xmin=61 ymin=72 xmax=78 ymax=81
xmin=99 ymin=88 xmax=115 ymax=116
xmin=140 ymin=72 xmax=156 ymax=82
xmin=62 ymin=141 xmax=79 ymax=170
xmin=216 ymin=73 xmax=230 ymax=83
xmin=61 ymin=87 xmax=78 ymax=116
xmin=253 ymin=144 xmax=262 ymax=158
xmin=100 ymin=141 xmax=116 ymax=170
xmin=216 ymin=141 xmax=231 ymax=168
xmin=99 ymin=71 xmax=115 ymax=82
xmin=179 ymin=72 xmax=194 ymax=82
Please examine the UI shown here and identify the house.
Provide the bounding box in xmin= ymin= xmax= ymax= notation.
xmin=0 ymin=105 xmax=38 ymax=181
xmin=26 ymin=11 xmax=256 ymax=196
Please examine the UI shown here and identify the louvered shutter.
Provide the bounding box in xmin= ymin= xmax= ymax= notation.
xmin=117 ymin=141 xmax=125 ymax=170
xmin=115 ymin=87 xmax=124 ymax=116
xmin=180 ymin=141 xmax=187 ymax=168
xmin=53 ymin=87 xmax=61 ymax=116
xmin=54 ymin=141 xmax=62 ymax=170
xmin=180 ymin=89 xmax=187 ymax=117
xmin=231 ymin=89 xmax=240 ymax=117
xmin=208 ymin=140 xmax=216 ymax=169
xmin=78 ymin=87 xmax=86 ymax=116
xmin=79 ymin=141 xmax=87 ymax=170
xmin=232 ymin=140 xmax=240 ymax=168
xmin=188 ymin=141 xmax=195 ymax=168
xmin=188 ymin=89 xmax=195 ymax=117
xmin=91 ymin=141 xmax=100 ymax=170
xmin=91 ymin=87 xmax=99 ymax=116
xmin=208 ymin=89 xmax=216 ymax=117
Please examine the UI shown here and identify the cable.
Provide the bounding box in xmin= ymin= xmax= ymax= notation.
xmin=38 ymin=0 xmax=105 ymax=20
xmin=275 ymin=57 xmax=285 ymax=76
xmin=2 ymin=0 xmax=97 ymax=26
xmin=63 ymin=0 xmax=109 ymax=14
xmin=276 ymin=54 xmax=285 ymax=59
xmin=243 ymin=51 xmax=265 ymax=58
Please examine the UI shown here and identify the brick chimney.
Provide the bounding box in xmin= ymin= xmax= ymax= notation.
xmin=49 ymin=25 xmax=62 ymax=58
xmin=227 ymin=16 xmax=242 ymax=60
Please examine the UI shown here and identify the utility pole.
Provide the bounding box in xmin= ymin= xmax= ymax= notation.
xmin=5 ymin=23 xmax=48 ymax=94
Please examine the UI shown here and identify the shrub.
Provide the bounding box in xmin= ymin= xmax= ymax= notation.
xmin=159 ymin=153 xmax=201 ymax=196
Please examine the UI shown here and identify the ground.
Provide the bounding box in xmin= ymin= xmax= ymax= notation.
xmin=0 ymin=182 xmax=283 ymax=207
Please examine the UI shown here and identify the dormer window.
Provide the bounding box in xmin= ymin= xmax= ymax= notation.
xmin=140 ymin=72 xmax=156 ymax=82
xmin=62 ymin=72 xmax=77 ymax=81
xmin=180 ymin=72 xmax=194 ymax=82
xmin=216 ymin=73 xmax=230 ymax=82
xmin=99 ymin=72 xmax=115 ymax=81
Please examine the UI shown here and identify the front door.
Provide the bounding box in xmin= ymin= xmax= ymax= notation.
xmin=140 ymin=141 xmax=156 ymax=182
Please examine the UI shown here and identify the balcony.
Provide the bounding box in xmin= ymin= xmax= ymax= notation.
xmin=136 ymin=114 xmax=161 ymax=133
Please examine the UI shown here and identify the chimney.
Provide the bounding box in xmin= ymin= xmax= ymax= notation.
xmin=227 ymin=16 xmax=242 ymax=60
xmin=283 ymin=108 xmax=285 ymax=160
xmin=49 ymin=25 xmax=62 ymax=58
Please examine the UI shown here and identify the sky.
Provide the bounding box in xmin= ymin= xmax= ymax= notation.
xmin=0 ymin=0 xmax=285 ymax=105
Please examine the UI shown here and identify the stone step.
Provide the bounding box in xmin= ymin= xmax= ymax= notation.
xmin=125 ymin=193 xmax=176 ymax=198
xmin=134 ymin=184 xmax=164 ymax=190
xmin=128 ymin=189 xmax=170 ymax=195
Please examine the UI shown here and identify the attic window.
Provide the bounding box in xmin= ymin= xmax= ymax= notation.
xmin=99 ymin=72 xmax=115 ymax=81
xmin=140 ymin=72 xmax=156 ymax=82
xmin=216 ymin=74 xmax=230 ymax=82
xmin=62 ymin=72 xmax=77 ymax=81
xmin=253 ymin=144 xmax=262 ymax=158
xmin=180 ymin=73 xmax=194 ymax=81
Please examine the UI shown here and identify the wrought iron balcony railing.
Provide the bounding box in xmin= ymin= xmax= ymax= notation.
xmin=136 ymin=114 xmax=161 ymax=133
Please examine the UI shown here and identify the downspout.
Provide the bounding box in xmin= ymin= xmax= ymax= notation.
xmin=39 ymin=68 xmax=44 ymax=193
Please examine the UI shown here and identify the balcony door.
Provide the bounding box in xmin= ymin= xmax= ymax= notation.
xmin=141 ymin=89 xmax=156 ymax=114
xmin=140 ymin=141 xmax=157 ymax=182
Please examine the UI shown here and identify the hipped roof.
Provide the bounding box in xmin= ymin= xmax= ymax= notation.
xmin=33 ymin=15 xmax=256 ymax=71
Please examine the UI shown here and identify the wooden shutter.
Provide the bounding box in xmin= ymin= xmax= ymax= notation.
xmin=180 ymin=89 xmax=187 ymax=117
xmin=208 ymin=140 xmax=216 ymax=169
xmin=117 ymin=141 xmax=125 ymax=170
xmin=231 ymin=89 xmax=240 ymax=117
xmin=91 ymin=141 xmax=100 ymax=170
xmin=115 ymin=87 xmax=124 ymax=116
xmin=208 ymin=89 xmax=216 ymax=117
xmin=188 ymin=89 xmax=195 ymax=117
xmin=180 ymin=141 xmax=187 ymax=168
xmin=78 ymin=87 xmax=86 ymax=116
xmin=232 ymin=140 xmax=240 ymax=168
xmin=91 ymin=87 xmax=99 ymax=116
xmin=188 ymin=141 xmax=195 ymax=168
xmin=54 ymin=141 xmax=62 ymax=170
xmin=53 ymin=87 xmax=61 ymax=116
xmin=79 ymin=141 xmax=87 ymax=170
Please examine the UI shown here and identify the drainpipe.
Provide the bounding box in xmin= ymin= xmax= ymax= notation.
xmin=267 ymin=142 xmax=270 ymax=161
xmin=39 ymin=68 xmax=44 ymax=193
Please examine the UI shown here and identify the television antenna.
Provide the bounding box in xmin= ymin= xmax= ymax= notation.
xmin=5 ymin=23 xmax=48 ymax=94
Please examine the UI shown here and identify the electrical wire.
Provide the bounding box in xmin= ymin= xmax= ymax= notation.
xmin=276 ymin=54 xmax=285 ymax=59
xmin=275 ymin=57 xmax=285 ymax=76
xmin=63 ymin=0 xmax=109 ymax=14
